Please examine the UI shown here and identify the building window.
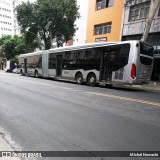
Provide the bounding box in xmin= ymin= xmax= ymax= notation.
xmin=95 ymin=23 xmax=112 ymax=35
xmin=129 ymin=1 xmax=150 ymax=21
xmin=96 ymin=0 xmax=114 ymax=10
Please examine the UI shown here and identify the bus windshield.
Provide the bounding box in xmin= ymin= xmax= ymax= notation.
xmin=140 ymin=42 xmax=154 ymax=65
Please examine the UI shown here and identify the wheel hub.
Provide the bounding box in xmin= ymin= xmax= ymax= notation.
xmin=90 ymin=77 xmax=95 ymax=83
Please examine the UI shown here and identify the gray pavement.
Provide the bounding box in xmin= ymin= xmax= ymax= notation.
xmin=140 ymin=81 xmax=160 ymax=92
xmin=0 ymin=71 xmax=160 ymax=160
xmin=0 ymin=134 xmax=21 ymax=160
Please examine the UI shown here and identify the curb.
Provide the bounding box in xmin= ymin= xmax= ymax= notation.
xmin=131 ymin=85 xmax=160 ymax=93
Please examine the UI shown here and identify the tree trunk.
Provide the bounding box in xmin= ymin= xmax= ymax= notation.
xmin=43 ymin=31 xmax=51 ymax=50
xmin=141 ymin=0 xmax=160 ymax=42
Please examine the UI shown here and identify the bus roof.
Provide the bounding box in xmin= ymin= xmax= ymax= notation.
xmin=19 ymin=40 xmax=141 ymax=57
xmin=48 ymin=40 xmax=140 ymax=53
xmin=18 ymin=51 xmax=43 ymax=58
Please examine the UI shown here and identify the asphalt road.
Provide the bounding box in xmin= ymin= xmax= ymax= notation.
xmin=0 ymin=72 xmax=160 ymax=160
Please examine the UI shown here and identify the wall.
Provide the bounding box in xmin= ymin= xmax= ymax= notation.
xmin=73 ymin=0 xmax=89 ymax=45
xmin=86 ymin=0 xmax=124 ymax=43
xmin=0 ymin=0 xmax=14 ymax=37
xmin=122 ymin=0 xmax=160 ymax=37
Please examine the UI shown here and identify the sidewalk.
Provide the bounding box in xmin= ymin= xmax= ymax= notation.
xmin=0 ymin=134 xmax=21 ymax=160
xmin=132 ymin=81 xmax=160 ymax=92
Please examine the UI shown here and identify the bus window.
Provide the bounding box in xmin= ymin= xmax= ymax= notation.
xmin=38 ymin=56 xmax=42 ymax=69
xmin=140 ymin=42 xmax=154 ymax=65
xmin=77 ymin=50 xmax=85 ymax=60
xmin=85 ymin=49 xmax=100 ymax=59
xmin=112 ymin=44 xmax=130 ymax=71
xmin=84 ymin=49 xmax=100 ymax=70
xmin=49 ymin=53 xmax=56 ymax=69
xmin=63 ymin=52 xmax=71 ymax=68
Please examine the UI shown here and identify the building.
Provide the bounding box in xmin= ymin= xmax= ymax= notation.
xmin=122 ymin=0 xmax=160 ymax=80
xmin=13 ymin=0 xmax=35 ymax=35
xmin=86 ymin=0 xmax=124 ymax=43
xmin=122 ymin=0 xmax=160 ymax=45
xmin=13 ymin=0 xmax=21 ymax=35
xmin=73 ymin=0 xmax=89 ymax=45
xmin=65 ymin=0 xmax=89 ymax=46
xmin=0 ymin=0 xmax=14 ymax=37
xmin=0 ymin=0 xmax=14 ymax=69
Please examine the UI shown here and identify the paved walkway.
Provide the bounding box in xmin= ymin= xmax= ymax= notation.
xmin=0 ymin=134 xmax=21 ymax=160
xmin=133 ymin=81 xmax=160 ymax=92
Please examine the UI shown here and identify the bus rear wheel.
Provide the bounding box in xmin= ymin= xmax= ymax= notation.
xmin=75 ymin=73 xmax=83 ymax=85
xmin=87 ymin=73 xmax=97 ymax=86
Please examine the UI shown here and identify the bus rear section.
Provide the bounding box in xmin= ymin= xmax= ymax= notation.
xmin=99 ymin=43 xmax=131 ymax=85
xmin=137 ymin=42 xmax=154 ymax=84
xmin=129 ymin=42 xmax=154 ymax=84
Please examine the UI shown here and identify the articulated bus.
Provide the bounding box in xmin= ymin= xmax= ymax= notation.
xmin=18 ymin=40 xmax=154 ymax=86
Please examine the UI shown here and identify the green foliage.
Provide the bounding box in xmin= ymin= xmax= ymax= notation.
xmin=0 ymin=35 xmax=17 ymax=60
xmin=16 ymin=0 xmax=79 ymax=49
xmin=0 ymin=35 xmax=42 ymax=60
xmin=0 ymin=35 xmax=12 ymax=45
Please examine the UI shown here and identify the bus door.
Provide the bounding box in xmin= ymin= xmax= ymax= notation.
xmin=101 ymin=52 xmax=115 ymax=82
xmin=24 ymin=58 xmax=27 ymax=74
xmin=56 ymin=55 xmax=62 ymax=76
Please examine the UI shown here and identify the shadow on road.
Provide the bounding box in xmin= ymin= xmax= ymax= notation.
xmin=19 ymin=74 xmax=151 ymax=93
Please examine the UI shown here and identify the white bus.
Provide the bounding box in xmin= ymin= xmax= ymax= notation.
xmin=18 ymin=40 xmax=154 ymax=86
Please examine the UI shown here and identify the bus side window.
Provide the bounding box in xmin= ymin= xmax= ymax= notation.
xmin=84 ymin=49 xmax=100 ymax=60
xmin=38 ymin=56 xmax=42 ymax=69
xmin=62 ymin=52 xmax=71 ymax=69
xmin=49 ymin=53 xmax=56 ymax=69
xmin=113 ymin=44 xmax=130 ymax=71
xmin=70 ymin=51 xmax=77 ymax=64
xmin=77 ymin=51 xmax=85 ymax=60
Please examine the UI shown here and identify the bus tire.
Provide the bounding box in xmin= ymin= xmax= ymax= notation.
xmin=87 ymin=73 xmax=97 ymax=86
xmin=35 ymin=70 xmax=39 ymax=78
xmin=75 ymin=72 xmax=83 ymax=85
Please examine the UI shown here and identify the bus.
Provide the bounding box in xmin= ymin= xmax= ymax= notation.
xmin=152 ymin=46 xmax=160 ymax=81
xmin=18 ymin=40 xmax=154 ymax=86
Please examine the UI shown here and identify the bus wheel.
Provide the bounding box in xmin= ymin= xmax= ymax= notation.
xmin=75 ymin=73 xmax=83 ymax=85
xmin=87 ymin=73 xmax=97 ymax=86
xmin=35 ymin=70 xmax=39 ymax=78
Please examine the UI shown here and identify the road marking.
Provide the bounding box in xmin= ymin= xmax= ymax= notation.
xmin=86 ymin=92 xmax=160 ymax=107
xmin=1 ymin=75 xmax=160 ymax=107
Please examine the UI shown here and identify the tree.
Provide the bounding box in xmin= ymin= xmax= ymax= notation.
xmin=16 ymin=0 xmax=79 ymax=49
xmin=0 ymin=35 xmax=42 ymax=60
xmin=141 ymin=0 xmax=160 ymax=41
xmin=0 ymin=35 xmax=17 ymax=60
xmin=125 ymin=0 xmax=160 ymax=42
